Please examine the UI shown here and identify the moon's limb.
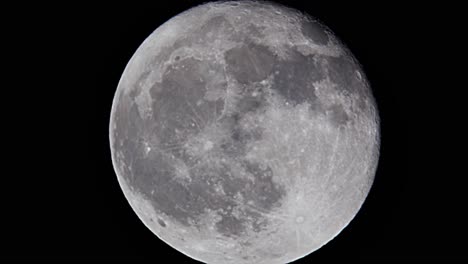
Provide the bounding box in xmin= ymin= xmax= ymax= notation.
xmin=110 ymin=1 xmax=380 ymax=263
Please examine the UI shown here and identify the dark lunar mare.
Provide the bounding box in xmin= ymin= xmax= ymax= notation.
xmin=270 ymin=48 xmax=322 ymax=106
xmin=300 ymin=19 xmax=329 ymax=45
xmin=222 ymin=35 xmax=365 ymax=129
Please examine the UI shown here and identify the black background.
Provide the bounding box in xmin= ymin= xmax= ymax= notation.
xmin=3 ymin=0 xmax=465 ymax=262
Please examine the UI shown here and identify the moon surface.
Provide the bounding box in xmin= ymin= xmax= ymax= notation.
xmin=109 ymin=1 xmax=380 ymax=263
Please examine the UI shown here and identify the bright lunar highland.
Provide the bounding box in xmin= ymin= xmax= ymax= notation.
xmin=109 ymin=1 xmax=380 ymax=263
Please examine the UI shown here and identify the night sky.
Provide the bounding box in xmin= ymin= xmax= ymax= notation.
xmin=2 ymin=1 xmax=464 ymax=262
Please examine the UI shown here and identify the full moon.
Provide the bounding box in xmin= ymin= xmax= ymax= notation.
xmin=109 ymin=1 xmax=380 ymax=263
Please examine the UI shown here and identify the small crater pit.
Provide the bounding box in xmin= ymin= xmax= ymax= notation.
xmin=157 ymin=218 xmax=166 ymax=227
xmin=296 ymin=216 xmax=305 ymax=223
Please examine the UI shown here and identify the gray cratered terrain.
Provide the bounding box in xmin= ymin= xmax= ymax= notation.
xmin=109 ymin=1 xmax=380 ymax=263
